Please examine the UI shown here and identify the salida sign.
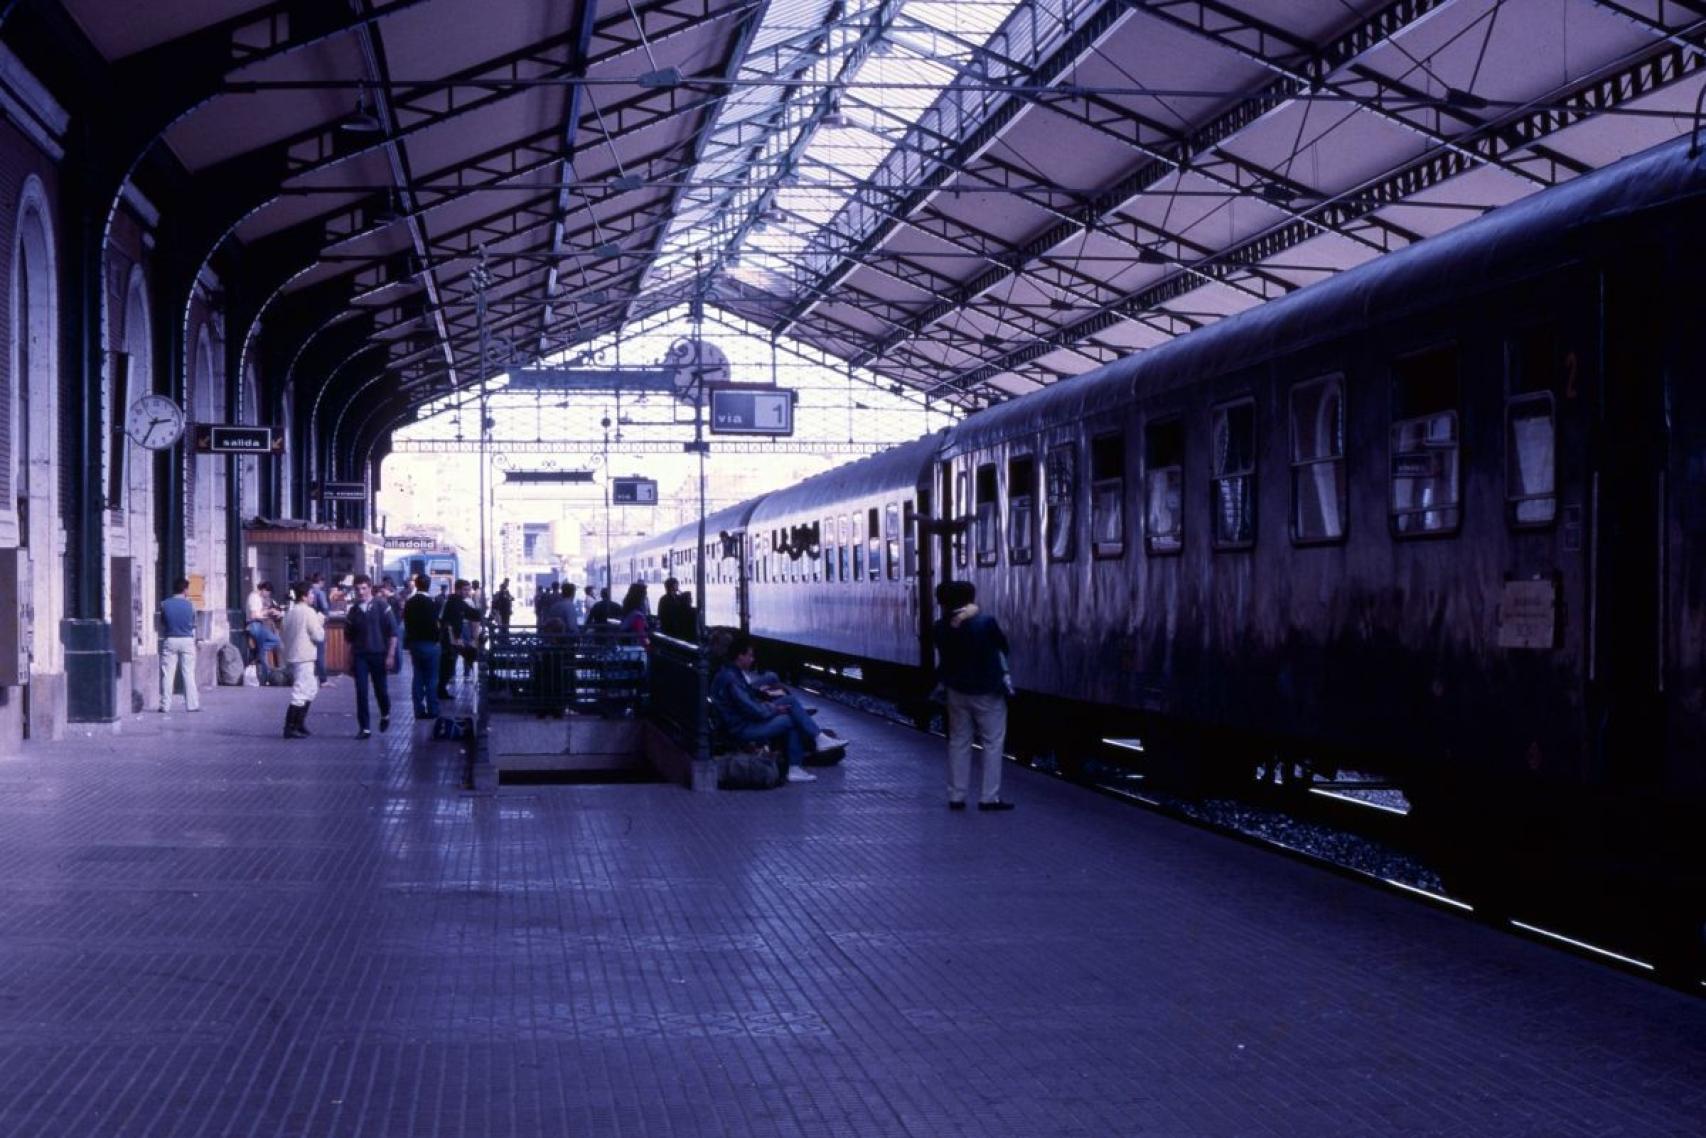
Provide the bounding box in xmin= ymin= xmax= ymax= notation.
xmin=194 ymin=424 xmax=283 ymax=454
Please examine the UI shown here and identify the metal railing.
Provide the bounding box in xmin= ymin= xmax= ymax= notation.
xmin=647 ymin=633 xmax=709 ymax=760
xmin=482 ymin=624 xmax=649 ymax=716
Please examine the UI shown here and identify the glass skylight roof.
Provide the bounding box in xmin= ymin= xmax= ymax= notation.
xmin=641 ymin=0 xmax=1030 ymax=306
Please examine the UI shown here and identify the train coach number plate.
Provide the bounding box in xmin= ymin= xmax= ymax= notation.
xmin=1497 ymin=578 xmax=1557 ymax=650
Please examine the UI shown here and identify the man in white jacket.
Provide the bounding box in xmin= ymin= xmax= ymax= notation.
xmin=280 ymin=582 xmax=326 ymax=738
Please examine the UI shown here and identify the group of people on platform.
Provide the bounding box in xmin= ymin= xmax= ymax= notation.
xmin=533 ymin=579 xmax=655 ymax=644
xmin=701 ymin=578 xmax=1012 ymax=807
xmin=277 ymin=572 xmax=486 ymax=740
xmin=164 ymin=561 xmax=1015 ymax=807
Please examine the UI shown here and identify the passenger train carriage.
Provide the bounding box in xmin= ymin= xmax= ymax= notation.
xmin=746 ymin=434 xmax=941 ymax=684
xmin=610 ymin=138 xmax=1706 ymax=976
xmin=615 ymin=500 xmax=760 ymax=633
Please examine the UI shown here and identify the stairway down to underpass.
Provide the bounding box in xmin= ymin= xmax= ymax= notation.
xmin=487 ymin=714 xmax=664 ymax=785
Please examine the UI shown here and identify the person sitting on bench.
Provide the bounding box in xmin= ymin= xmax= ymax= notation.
xmin=710 ymin=636 xmax=847 ymax=783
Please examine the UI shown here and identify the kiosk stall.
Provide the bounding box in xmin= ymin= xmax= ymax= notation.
xmin=242 ymin=522 xmax=384 ymax=673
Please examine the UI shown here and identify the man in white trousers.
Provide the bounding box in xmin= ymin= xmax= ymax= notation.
xmin=158 ymin=577 xmax=200 ymax=713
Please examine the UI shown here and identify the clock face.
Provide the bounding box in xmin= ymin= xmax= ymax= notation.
xmin=125 ymin=393 xmax=186 ymax=450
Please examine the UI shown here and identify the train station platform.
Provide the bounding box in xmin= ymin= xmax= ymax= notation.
xmin=0 ymin=674 xmax=1700 ymax=1137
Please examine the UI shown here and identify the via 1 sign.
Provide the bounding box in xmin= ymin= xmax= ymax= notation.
xmin=194 ymin=424 xmax=280 ymax=454
xmin=709 ymin=387 xmax=794 ymax=436
xmin=611 ymin=477 xmax=658 ymax=505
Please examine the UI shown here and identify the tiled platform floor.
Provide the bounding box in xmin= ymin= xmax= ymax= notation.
xmin=0 ymin=666 xmax=1701 ymax=1137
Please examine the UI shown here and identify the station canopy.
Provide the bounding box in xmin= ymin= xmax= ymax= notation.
xmin=58 ymin=0 xmax=1706 ymax=423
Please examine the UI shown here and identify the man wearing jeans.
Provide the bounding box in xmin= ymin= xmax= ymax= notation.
xmin=245 ymin=581 xmax=283 ymax=684
xmin=346 ymin=574 xmax=398 ymax=740
xmin=401 ymin=574 xmax=441 ymax=719
xmin=710 ymin=636 xmax=845 ymax=783
xmin=158 ymin=577 xmax=200 ymax=713
xmin=932 ymin=579 xmax=1015 ymax=811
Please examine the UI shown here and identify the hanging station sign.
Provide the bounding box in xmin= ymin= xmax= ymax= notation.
xmin=611 ymin=477 xmax=658 ymax=505
xmin=709 ymin=386 xmax=795 ymax=436
xmin=311 ymin=481 xmax=367 ymax=501
xmin=504 ymin=470 xmax=597 ymax=483
xmin=194 ymin=424 xmax=283 ymax=454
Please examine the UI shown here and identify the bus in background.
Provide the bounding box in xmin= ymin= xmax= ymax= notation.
xmin=382 ymin=543 xmax=460 ymax=594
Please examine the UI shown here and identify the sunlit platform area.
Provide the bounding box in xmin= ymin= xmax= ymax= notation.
xmin=0 ymin=674 xmax=1699 ymax=1137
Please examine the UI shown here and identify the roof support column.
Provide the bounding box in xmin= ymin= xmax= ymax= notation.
xmin=59 ymin=116 xmax=115 ymax=721
xmin=224 ymin=252 xmax=248 ymax=614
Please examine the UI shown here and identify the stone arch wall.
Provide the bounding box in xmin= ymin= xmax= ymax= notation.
xmin=9 ymin=174 xmax=62 ymax=681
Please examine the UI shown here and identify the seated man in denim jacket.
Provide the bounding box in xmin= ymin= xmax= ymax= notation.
xmin=710 ymin=636 xmax=847 ymax=782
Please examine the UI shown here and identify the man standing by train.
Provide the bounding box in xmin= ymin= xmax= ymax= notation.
xmin=932 ymin=579 xmax=1015 ymax=811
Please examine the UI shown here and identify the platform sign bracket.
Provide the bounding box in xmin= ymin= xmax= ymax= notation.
xmin=505 ymin=367 xmax=675 ymax=393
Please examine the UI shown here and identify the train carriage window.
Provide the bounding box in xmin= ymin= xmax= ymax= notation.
xmin=822 ymin=516 xmax=834 ymax=583
xmin=1506 ymin=327 xmax=1559 ymax=527
xmin=1506 ymin=396 xmax=1556 ymax=525
xmin=1008 ymin=455 xmax=1035 ymax=565
xmin=1091 ymin=433 xmax=1125 ymax=558
xmin=839 ymin=515 xmax=850 ymax=581
xmin=867 ymin=507 xmax=882 ymax=580
xmin=902 ymin=500 xmax=917 ymax=578
xmin=954 ymin=468 xmax=969 ymax=568
xmin=1144 ymin=420 xmax=1183 ymax=555
xmin=852 ymin=513 xmax=865 ymax=581
xmin=1211 ymin=400 xmax=1256 ymax=550
xmin=975 ymin=463 xmax=1000 ymax=566
xmin=1045 ymin=444 xmax=1077 ymax=562
xmin=1290 ymin=376 xmax=1347 ymax=544
xmin=885 ymin=503 xmax=900 ymax=580
xmin=1390 ymin=346 xmax=1461 ymax=536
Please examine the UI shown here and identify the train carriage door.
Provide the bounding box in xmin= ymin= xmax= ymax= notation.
xmin=1594 ymin=262 xmax=1666 ymax=785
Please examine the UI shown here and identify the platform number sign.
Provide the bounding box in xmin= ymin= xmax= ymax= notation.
xmin=710 ymin=387 xmax=794 ymax=436
xmin=612 ymin=477 xmax=658 ymax=505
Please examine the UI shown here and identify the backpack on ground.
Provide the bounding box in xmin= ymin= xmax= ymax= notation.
xmin=217 ymin=642 xmax=245 ymax=685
